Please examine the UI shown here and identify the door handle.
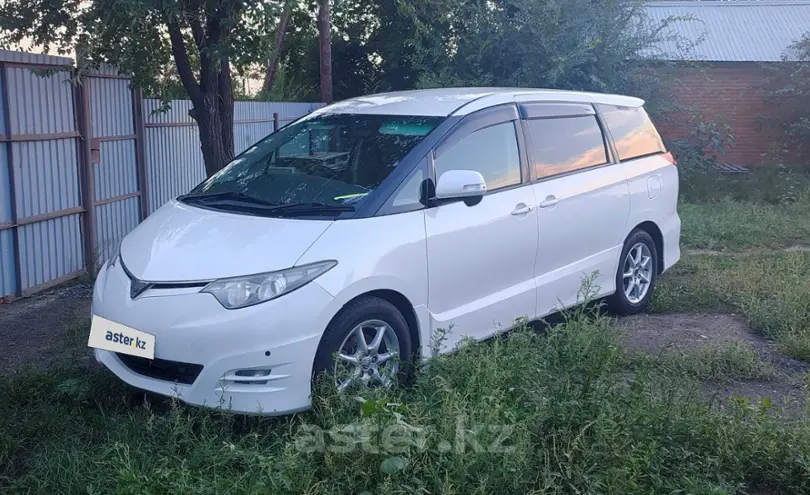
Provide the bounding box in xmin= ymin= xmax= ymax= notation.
xmin=511 ymin=204 xmax=534 ymax=216
xmin=538 ymin=195 xmax=559 ymax=208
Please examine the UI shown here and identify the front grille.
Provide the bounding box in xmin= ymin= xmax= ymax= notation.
xmin=116 ymin=353 xmax=203 ymax=385
xmin=120 ymin=259 xmax=208 ymax=299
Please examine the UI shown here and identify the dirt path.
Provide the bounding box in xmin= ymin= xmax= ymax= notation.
xmin=0 ymin=283 xmax=92 ymax=374
xmin=617 ymin=313 xmax=808 ymax=414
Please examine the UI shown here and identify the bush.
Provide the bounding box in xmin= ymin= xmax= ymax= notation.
xmin=767 ymin=33 xmax=810 ymax=159
xmin=670 ymin=113 xmax=810 ymax=205
xmin=668 ymin=117 xmax=734 ymax=202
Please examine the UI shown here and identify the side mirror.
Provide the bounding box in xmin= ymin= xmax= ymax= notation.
xmin=435 ymin=170 xmax=487 ymax=200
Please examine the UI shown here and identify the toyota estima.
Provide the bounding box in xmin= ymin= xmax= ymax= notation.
xmin=89 ymin=88 xmax=680 ymax=415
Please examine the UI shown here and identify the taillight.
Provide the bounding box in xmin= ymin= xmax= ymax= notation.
xmin=662 ymin=152 xmax=676 ymax=165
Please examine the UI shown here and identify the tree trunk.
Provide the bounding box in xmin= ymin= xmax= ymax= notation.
xmin=218 ymin=57 xmax=235 ymax=169
xmin=262 ymin=1 xmax=293 ymax=95
xmin=194 ymin=108 xmax=229 ymax=178
xmin=167 ymin=13 xmax=235 ymax=177
xmin=189 ymin=60 xmax=235 ymax=178
xmin=318 ymin=0 xmax=333 ymax=103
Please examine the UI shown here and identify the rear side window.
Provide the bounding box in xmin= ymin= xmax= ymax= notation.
xmin=599 ymin=105 xmax=665 ymax=161
xmin=525 ymin=116 xmax=608 ymax=180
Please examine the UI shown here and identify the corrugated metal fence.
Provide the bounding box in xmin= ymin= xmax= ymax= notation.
xmin=0 ymin=51 xmax=84 ymax=299
xmin=0 ymin=49 xmax=321 ymax=301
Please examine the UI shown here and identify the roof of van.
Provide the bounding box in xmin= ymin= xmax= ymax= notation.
xmin=318 ymin=88 xmax=645 ymax=117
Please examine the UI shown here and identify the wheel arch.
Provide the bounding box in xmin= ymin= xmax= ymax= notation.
xmin=630 ymin=220 xmax=664 ymax=274
xmin=321 ymin=289 xmax=421 ymax=360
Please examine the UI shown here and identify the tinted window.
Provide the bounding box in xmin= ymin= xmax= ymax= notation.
xmin=599 ymin=105 xmax=665 ymax=161
xmin=434 ymin=122 xmax=521 ymax=191
xmin=187 ymin=114 xmax=443 ymax=213
xmin=525 ymin=116 xmax=608 ymax=179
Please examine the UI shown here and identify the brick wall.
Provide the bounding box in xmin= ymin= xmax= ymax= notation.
xmin=653 ymin=62 xmax=806 ymax=167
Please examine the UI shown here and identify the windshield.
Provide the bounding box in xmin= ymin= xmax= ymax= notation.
xmin=184 ymin=113 xmax=444 ymax=215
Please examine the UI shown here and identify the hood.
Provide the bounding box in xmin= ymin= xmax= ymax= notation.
xmin=120 ymin=200 xmax=333 ymax=281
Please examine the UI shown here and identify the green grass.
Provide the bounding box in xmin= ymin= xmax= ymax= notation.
xmin=680 ymin=200 xmax=810 ymax=252
xmin=2 ymin=311 xmax=810 ymax=494
xmin=630 ymin=341 xmax=776 ymax=382
xmin=648 ymin=255 xmax=728 ymax=314
xmin=652 ymin=252 xmax=810 ymax=361
xmin=677 ymin=166 xmax=810 ymax=252
xmin=658 ymin=167 xmax=810 ymax=359
xmin=664 ymin=166 xmax=810 ymax=360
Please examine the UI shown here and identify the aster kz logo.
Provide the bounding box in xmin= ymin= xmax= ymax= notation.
xmin=105 ymin=330 xmax=148 ymax=350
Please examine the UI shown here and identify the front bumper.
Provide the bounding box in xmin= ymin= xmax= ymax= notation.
xmin=92 ymin=262 xmax=339 ymax=415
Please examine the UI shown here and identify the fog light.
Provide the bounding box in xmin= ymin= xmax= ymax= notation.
xmin=235 ymin=369 xmax=271 ymax=378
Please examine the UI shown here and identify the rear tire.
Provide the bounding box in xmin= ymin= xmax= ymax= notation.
xmin=606 ymin=229 xmax=658 ymax=315
xmin=313 ymin=296 xmax=413 ymax=391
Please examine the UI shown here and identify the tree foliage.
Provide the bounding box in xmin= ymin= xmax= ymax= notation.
xmin=772 ymin=33 xmax=810 ymax=157
xmin=0 ymin=0 xmax=688 ymax=174
xmin=414 ymin=1 xmax=671 ymax=94
xmin=0 ymin=0 xmax=292 ymax=176
xmin=273 ymin=0 xmax=684 ymax=107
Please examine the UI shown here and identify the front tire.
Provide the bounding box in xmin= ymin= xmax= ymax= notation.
xmin=607 ymin=229 xmax=658 ymax=315
xmin=313 ymin=296 xmax=413 ymax=391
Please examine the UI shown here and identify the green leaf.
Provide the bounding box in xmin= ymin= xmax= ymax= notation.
xmin=380 ymin=456 xmax=406 ymax=475
xmin=360 ymin=399 xmax=378 ymax=417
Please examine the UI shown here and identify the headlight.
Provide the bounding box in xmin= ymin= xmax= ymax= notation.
xmin=202 ymin=260 xmax=337 ymax=309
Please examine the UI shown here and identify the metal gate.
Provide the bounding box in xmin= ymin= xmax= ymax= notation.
xmin=82 ymin=67 xmax=147 ymax=266
xmin=0 ymin=53 xmax=145 ymax=300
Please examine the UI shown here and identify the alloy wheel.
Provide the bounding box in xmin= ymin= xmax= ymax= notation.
xmin=622 ymin=242 xmax=653 ymax=304
xmin=334 ymin=319 xmax=400 ymax=391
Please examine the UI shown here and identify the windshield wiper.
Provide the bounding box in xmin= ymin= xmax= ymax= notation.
xmin=265 ymin=202 xmax=355 ymax=216
xmin=180 ymin=193 xmax=354 ymax=217
xmin=178 ymin=191 xmax=280 ymax=208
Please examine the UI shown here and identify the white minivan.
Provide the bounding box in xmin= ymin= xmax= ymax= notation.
xmin=89 ymin=88 xmax=680 ymax=415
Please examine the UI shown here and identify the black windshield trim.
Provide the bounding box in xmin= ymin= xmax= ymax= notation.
xmin=263 ymin=202 xmax=355 ymax=213
xmin=180 ymin=201 xmax=353 ymax=219
xmin=179 ymin=202 xmax=285 ymax=218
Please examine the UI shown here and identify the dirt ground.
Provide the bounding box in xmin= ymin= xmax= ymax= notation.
xmin=0 ymin=283 xmax=92 ymax=373
xmin=617 ymin=313 xmax=809 ymax=413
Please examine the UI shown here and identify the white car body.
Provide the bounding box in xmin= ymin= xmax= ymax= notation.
xmin=92 ymin=88 xmax=680 ymax=415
